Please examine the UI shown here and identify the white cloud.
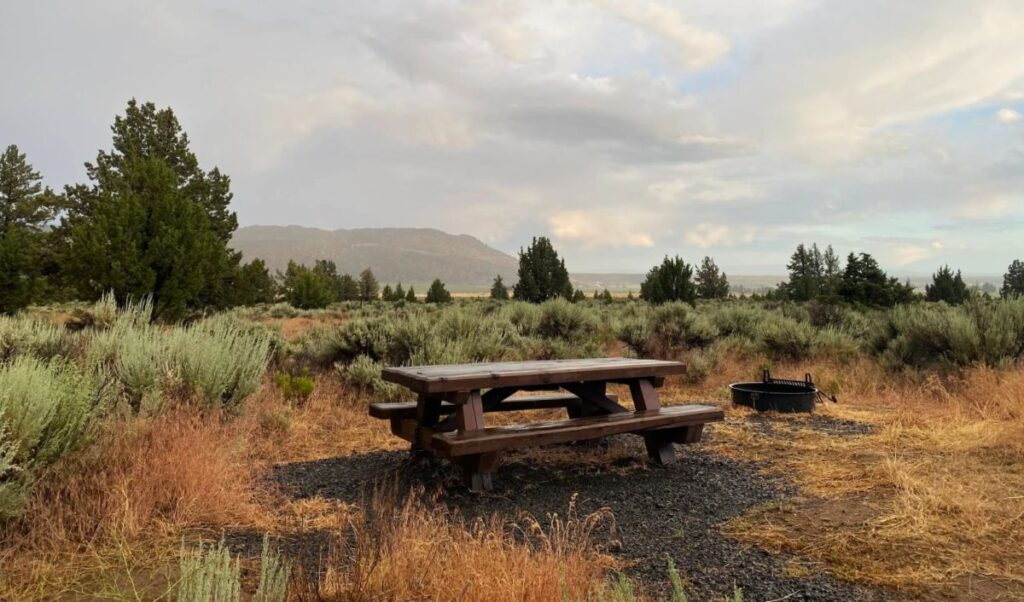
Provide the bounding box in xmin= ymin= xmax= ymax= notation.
xmin=954 ymin=195 xmax=1017 ymax=220
xmin=996 ymin=107 xmax=1022 ymax=123
xmin=595 ymin=0 xmax=730 ymax=70
xmin=549 ymin=210 xmax=656 ymax=248
xmin=684 ymin=223 xmax=756 ymax=248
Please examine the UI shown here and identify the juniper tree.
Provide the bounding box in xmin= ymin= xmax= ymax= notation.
xmin=925 ymin=265 xmax=969 ymax=305
xmin=490 ymin=275 xmax=509 ymax=300
xmin=640 ymin=255 xmax=695 ymax=305
xmin=60 ymin=100 xmax=239 ymax=320
xmin=512 ymin=237 xmax=572 ymax=302
xmin=337 ymin=274 xmax=360 ymax=301
xmin=405 ymin=285 xmax=416 ymax=302
xmin=1002 ymin=260 xmax=1024 ymax=298
xmin=695 ymin=256 xmax=730 ymax=299
xmin=381 ymin=284 xmax=394 ymax=302
xmin=0 ymin=145 xmax=59 ymax=313
xmin=358 ymin=268 xmax=379 ymax=301
xmin=280 ymin=261 xmax=333 ymax=309
xmin=233 ymin=259 xmax=276 ymax=305
xmin=425 ymin=278 xmax=452 ymax=303
xmin=394 ymin=283 xmax=405 ymax=301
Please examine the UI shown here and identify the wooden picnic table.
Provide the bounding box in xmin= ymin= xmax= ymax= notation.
xmin=369 ymin=358 xmax=724 ymax=491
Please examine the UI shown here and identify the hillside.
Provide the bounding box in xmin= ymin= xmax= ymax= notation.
xmin=231 ymin=226 xmax=517 ymax=287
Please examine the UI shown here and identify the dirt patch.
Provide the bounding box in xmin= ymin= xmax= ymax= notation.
xmin=270 ymin=434 xmax=893 ymax=601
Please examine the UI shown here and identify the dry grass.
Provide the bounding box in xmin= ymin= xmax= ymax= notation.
xmin=0 ymin=408 xmax=267 ymax=598
xmin=303 ymin=489 xmax=620 ymax=602
xmin=698 ymin=360 xmax=1024 ymax=599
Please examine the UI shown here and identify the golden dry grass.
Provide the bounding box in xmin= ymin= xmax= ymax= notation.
xmin=687 ymin=360 xmax=1024 ymax=600
xmin=301 ymin=490 xmax=620 ymax=602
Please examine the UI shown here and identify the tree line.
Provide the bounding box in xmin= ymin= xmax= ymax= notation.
xmin=3 ymin=99 xmax=1023 ymax=318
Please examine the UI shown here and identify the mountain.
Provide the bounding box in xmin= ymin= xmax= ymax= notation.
xmin=231 ymin=226 xmax=517 ymax=288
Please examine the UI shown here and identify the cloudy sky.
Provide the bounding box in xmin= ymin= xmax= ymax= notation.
xmin=3 ymin=1 xmax=1024 ymax=274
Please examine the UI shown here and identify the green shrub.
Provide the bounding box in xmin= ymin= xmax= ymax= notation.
xmin=707 ymin=303 xmax=768 ymax=339
xmin=758 ymin=316 xmax=815 ymax=360
xmin=0 ymin=357 xmax=101 ymax=521
xmin=177 ymin=539 xmax=241 ymax=602
xmin=0 ymin=315 xmax=75 ymax=361
xmin=338 ymin=355 xmax=401 ymax=397
xmin=168 ymin=320 xmax=273 ymax=410
xmin=274 ymin=370 xmax=315 ymax=402
xmin=812 ymin=328 xmax=861 ymax=363
xmin=254 ymin=535 xmax=290 ymax=602
xmin=648 ymin=303 xmax=720 ymax=354
xmin=616 ymin=316 xmax=650 ymax=357
xmin=535 ymin=298 xmax=599 ymax=343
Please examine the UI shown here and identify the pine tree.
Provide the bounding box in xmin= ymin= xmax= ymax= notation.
xmin=394 ymin=283 xmax=405 ymax=301
xmin=381 ymin=284 xmax=394 ymax=302
xmin=571 ymin=289 xmax=586 ymax=303
xmin=0 ymin=145 xmax=58 ymax=313
xmin=838 ymin=252 xmax=915 ymax=307
xmin=233 ymin=259 xmax=276 ymax=305
xmin=358 ymin=268 xmax=379 ymax=301
xmin=281 ymin=261 xmax=333 ymax=309
xmin=60 ymin=101 xmax=239 ymax=320
xmin=600 ymin=289 xmax=613 ymax=303
xmin=783 ymin=243 xmax=825 ymax=301
xmin=695 ymin=256 xmax=730 ymax=299
xmin=821 ymin=245 xmax=842 ymax=296
xmin=512 ymin=237 xmax=572 ymax=303
xmin=640 ymin=256 xmax=695 ymax=305
xmin=925 ymin=265 xmax=969 ymax=304
xmin=489 ymin=275 xmax=509 ymax=300
xmin=425 ymin=278 xmax=452 ymax=303
xmin=337 ymin=274 xmax=360 ymax=301
xmin=405 ymin=285 xmax=417 ymax=302
xmin=1002 ymin=260 xmax=1024 ymax=298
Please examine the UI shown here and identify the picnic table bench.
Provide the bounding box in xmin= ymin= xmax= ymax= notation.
xmin=369 ymin=358 xmax=724 ymax=491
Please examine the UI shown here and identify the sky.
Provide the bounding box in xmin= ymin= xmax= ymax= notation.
xmin=2 ymin=0 xmax=1024 ymax=275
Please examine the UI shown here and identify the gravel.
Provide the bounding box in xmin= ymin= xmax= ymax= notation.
xmin=271 ymin=424 xmax=891 ymax=601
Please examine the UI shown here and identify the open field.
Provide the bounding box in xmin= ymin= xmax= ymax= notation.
xmin=1 ymin=297 xmax=1022 ymax=600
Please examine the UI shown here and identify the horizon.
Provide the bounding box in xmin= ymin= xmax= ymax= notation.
xmin=4 ymin=1 xmax=1024 ymax=275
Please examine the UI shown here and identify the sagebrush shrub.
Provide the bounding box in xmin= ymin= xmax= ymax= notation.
xmin=0 ymin=315 xmax=75 ymax=362
xmin=0 ymin=357 xmax=101 ymax=521
xmin=758 ymin=316 xmax=815 ymax=360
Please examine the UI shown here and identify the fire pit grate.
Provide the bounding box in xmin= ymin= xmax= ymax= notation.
xmin=729 ymin=370 xmax=837 ymax=413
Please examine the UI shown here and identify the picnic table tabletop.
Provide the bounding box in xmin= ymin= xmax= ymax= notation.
xmin=381 ymin=357 xmax=686 ymax=394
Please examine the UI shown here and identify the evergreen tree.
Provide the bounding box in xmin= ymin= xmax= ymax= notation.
xmin=381 ymin=284 xmax=394 ymax=302
xmin=783 ymin=243 xmax=825 ymax=301
xmin=640 ymin=255 xmax=695 ymax=305
xmin=694 ymin=256 xmax=730 ymax=299
xmin=337 ymin=274 xmax=360 ymax=301
xmin=600 ymin=289 xmax=613 ymax=303
xmin=821 ymin=245 xmax=842 ymax=296
xmin=1002 ymin=260 xmax=1024 ymax=298
xmin=512 ymin=237 xmax=572 ymax=302
xmin=358 ymin=268 xmax=379 ymax=301
xmin=0 ymin=145 xmax=58 ymax=313
xmin=838 ymin=252 xmax=915 ymax=307
xmin=233 ymin=259 xmax=275 ymax=305
xmin=394 ymin=283 xmax=405 ymax=301
xmin=489 ymin=275 xmax=509 ymax=300
xmin=60 ymin=100 xmax=239 ymax=320
xmin=925 ymin=265 xmax=969 ymax=304
xmin=405 ymin=285 xmax=416 ymax=302
xmin=281 ymin=261 xmax=333 ymax=309
xmin=571 ymin=288 xmax=586 ymax=303
xmin=425 ymin=278 xmax=452 ymax=303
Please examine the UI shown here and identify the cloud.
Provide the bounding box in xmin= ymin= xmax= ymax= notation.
xmin=997 ymin=107 xmax=1022 ymax=124
xmin=549 ymin=210 xmax=656 ymax=248
xmin=594 ymin=0 xmax=730 ymax=70
xmin=684 ymin=223 xmax=757 ymax=248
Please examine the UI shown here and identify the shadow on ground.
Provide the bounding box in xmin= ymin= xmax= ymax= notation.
xmin=270 ymin=426 xmax=893 ymax=602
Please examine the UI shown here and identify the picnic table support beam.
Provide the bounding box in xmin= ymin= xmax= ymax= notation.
xmin=629 ymin=378 xmax=676 ymax=466
xmin=453 ymin=390 xmax=498 ymax=491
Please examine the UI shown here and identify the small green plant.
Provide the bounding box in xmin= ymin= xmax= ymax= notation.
xmin=254 ymin=535 xmax=290 ymax=602
xmin=667 ymin=557 xmax=688 ymax=602
xmin=177 ymin=539 xmax=240 ymax=602
xmin=274 ymin=369 xmax=315 ymax=401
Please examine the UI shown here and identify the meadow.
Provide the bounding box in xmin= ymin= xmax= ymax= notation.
xmin=1 ymin=295 xmax=1023 ymax=600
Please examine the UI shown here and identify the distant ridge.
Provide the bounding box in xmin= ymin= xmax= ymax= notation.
xmin=231 ymin=226 xmax=517 ymax=287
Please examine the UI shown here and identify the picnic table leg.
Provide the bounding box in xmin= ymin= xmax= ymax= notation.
xmin=629 ymin=378 xmax=676 ymax=466
xmin=411 ymin=393 xmax=443 ymax=458
xmin=454 ymin=390 xmax=498 ymax=491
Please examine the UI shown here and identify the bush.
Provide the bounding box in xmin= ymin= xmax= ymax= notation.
xmin=274 ymin=370 xmax=315 ymax=402
xmin=0 ymin=315 xmax=75 ymax=361
xmin=338 ymin=355 xmax=401 ymax=397
xmin=0 ymin=357 xmax=101 ymax=521
xmin=535 ymin=298 xmax=599 ymax=343
xmin=648 ymin=303 xmax=720 ymax=355
xmin=758 ymin=316 xmax=815 ymax=360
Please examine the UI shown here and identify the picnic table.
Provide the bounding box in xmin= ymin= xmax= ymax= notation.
xmin=369 ymin=358 xmax=724 ymax=491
